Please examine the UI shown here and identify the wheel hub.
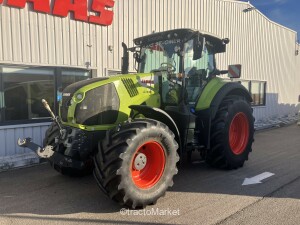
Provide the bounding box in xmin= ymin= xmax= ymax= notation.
xmin=131 ymin=141 xmax=166 ymax=189
xmin=133 ymin=153 xmax=147 ymax=171
xmin=229 ymin=112 xmax=250 ymax=155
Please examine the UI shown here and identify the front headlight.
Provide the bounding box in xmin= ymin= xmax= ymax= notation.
xmin=76 ymin=93 xmax=84 ymax=100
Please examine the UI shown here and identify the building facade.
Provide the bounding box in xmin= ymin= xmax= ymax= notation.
xmin=0 ymin=0 xmax=299 ymax=170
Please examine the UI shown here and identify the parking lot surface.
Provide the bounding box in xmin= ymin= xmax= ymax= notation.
xmin=0 ymin=124 xmax=300 ymax=225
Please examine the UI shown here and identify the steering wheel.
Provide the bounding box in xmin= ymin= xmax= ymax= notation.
xmin=160 ymin=63 xmax=176 ymax=72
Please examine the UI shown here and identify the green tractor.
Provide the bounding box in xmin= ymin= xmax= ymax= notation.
xmin=18 ymin=29 xmax=254 ymax=208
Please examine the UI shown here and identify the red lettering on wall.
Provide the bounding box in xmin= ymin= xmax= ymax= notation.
xmin=52 ymin=0 xmax=88 ymax=22
xmin=89 ymin=0 xmax=114 ymax=25
xmin=1 ymin=0 xmax=115 ymax=26
xmin=6 ymin=0 xmax=50 ymax=13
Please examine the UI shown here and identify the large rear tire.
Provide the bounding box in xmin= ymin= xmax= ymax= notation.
xmin=93 ymin=119 xmax=179 ymax=208
xmin=43 ymin=122 xmax=93 ymax=177
xmin=206 ymin=96 xmax=254 ymax=169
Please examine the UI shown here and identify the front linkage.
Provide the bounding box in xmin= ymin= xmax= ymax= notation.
xmin=17 ymin=99 xmax=88 ymax=172
xmin=17 ymin=137 xmax=55 ymax=158
xmin=17 ymin=99 xmax=62 ymax=159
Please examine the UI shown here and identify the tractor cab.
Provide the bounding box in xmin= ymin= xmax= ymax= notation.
xmin=131 ymin=29 xmax=228 ymax=108
xmin=119 ymin=29 xmax=230 ymax=150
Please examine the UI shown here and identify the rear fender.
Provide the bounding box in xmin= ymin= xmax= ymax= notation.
xmin=196 ymin=81 xmax=252 ymax=149
xmin=210 ymin=82 xmax=252 ymax=120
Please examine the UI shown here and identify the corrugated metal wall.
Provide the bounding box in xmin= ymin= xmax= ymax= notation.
xmin=0 ymin=0 xmax=299 ymax=167
xmin=297 ymin=43 xmax=300 ymax=108
xmin=0 ymin=123 xmax=49 ymax=170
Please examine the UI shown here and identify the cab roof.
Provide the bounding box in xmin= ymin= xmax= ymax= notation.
xmin=133 ymin=28 xmax=228 ymax=53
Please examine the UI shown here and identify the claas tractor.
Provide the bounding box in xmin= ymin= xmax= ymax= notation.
xmin=18 ymin=29 xmax=254 ymax=208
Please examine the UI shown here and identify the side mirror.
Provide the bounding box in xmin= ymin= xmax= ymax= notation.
xmin=228 ymin=64 xmax=242 ymax=78
xmin=193 ymin=35 xmax=204 ymax=60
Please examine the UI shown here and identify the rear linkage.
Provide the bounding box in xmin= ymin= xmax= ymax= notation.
xmin=17 ymin=99 xmax=66 ymax=159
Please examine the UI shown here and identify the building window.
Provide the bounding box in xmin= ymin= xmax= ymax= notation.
xmin=56 ymin=69 xmax=91 ymax=108
xmin=238 ymin=80 xmax=266 ymax=106
xmin=240 ymin=80 xmax=251 ymax=91
xmin=251 ymin=81 xmax=266 ymax=106
xmin=0 ymin=66 xmax=92 ymax=125
xmin=61 ymin=69 xmax=91 ymax=89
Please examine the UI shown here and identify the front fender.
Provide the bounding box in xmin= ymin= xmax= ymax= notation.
xmin=129 ymin=105 xmax=182 ymax=156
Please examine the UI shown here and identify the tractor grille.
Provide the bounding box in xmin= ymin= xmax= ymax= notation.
xmin=75 ymin=83 xmax=120 ymax=126
xmin=121 ymin=78 xmax=138 ymax=97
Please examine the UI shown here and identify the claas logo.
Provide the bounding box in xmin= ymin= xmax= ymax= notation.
xmin=141 ymin=80 xmax=154 ymax=84
xmin=0 ymin=0 xmax=115 ymax=26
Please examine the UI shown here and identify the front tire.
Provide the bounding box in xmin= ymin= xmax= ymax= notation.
xmin=206 ymin=96 xmax=254 ymax=169
xmin=93 ymin=119 xmax=179 ymax=208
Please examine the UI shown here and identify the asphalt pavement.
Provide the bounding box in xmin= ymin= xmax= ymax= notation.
xmin=0 ymin=124 xmax=300 ymax=225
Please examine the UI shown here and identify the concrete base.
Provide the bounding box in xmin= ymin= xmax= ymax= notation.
xmin=0 ymin=152 xmax=40 ymax=172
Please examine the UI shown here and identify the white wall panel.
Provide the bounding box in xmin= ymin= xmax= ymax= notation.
xmin=46 ymin=15 xmax=56 ymax=65
xmin=10 ymin=8 xmax=22 ymax=62
xmin=1 ymin=7 xmax=13 ymax=61
xmin=296 ymin=43 xmax=300 ymax=106
xmin=21 ymin=6 xmax=31 ymax=63
xmin=0 ymin=0 xmax=300 ymax=167
xmin=0 ymin=123 xmax=50 ymax=170
xmin=53 ymin=17 xmax=63 ymax=65
xmin=0 ymin=6 xmax=3 ymax=61
xmin=62 ymin=18 xmax=70 ymax=65
xmin=38 ymin=13 xmax=48 ymax=64
xmin=89 ymin=24 xmax=97 ymax=69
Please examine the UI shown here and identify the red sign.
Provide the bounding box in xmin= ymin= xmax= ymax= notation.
xmin=2 ymin=0 xmax=115 ymax=26
xmin=228 ymin=64 xmax=242 ymax=78
xmin=52 ymin=0 xmax=88 ymax=21
xmin=89 ymin=0 xmax=114 ymax=25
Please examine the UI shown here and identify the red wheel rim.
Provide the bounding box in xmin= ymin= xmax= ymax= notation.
xmin=229 ymin=112 xmax=250 ymax=155
xmin=131 ymin=141 xmax=166 ymax=189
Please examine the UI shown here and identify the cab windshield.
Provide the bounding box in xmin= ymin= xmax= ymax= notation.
xmin=138 ymin=38 xmax=215 ymax=75
xmin=138 ymin=38 xmax=216 ymax=104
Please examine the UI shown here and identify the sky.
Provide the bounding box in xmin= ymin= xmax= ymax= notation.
xmin=248 ymin=0 xmax=300 ymax=40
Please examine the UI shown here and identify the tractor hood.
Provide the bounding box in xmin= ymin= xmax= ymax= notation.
xmin=60 ymin=77 xmax=116 ymax=124
xmin=59 ymin=73 xmax=161 ymax=129
xmin=62 ymin=77 xmax=109 ymax=98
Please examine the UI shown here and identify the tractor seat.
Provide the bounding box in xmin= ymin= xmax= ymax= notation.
xmin=185 ymin=68 xmax=206 ymax=104
xmin=186 ymin=87 xmax=201 ymax=103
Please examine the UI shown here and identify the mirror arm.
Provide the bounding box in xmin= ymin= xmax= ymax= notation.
xmin=219 ymin=70 xmax=228 ymax=75
xmin=209 ymin=69 xmax=228 ymax=76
